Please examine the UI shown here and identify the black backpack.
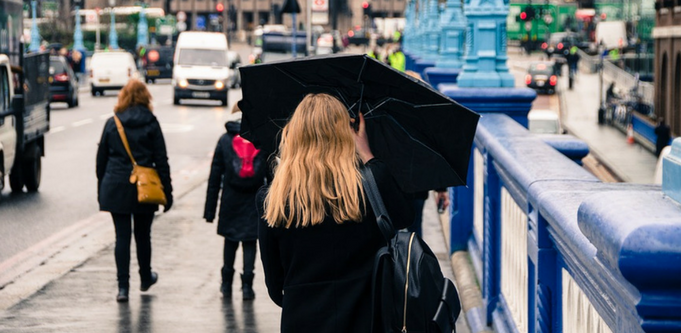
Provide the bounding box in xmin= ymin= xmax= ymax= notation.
xmin=361 ymin=167 xmax=461 ymax=333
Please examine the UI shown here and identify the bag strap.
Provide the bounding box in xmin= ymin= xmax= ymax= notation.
xmin=113 ymin=115 xmax=137 ymax=166
xmin=360 ymin=166 xmax=396 ymax=242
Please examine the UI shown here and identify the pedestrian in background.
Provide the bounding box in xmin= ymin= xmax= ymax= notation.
xmin=258 ymin=93 xmax=413 ymax=332
xmin=387 ymin=44 xmax=406 ymax=72
xmin=96 ymin=79 xmax=173 ymax=303
xmin=655 ymin=117 xmax=671 ymax=157
xmin=204 ymin=104 xmax=267 ymax=300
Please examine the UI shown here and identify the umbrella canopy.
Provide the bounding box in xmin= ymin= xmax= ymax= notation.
xmin=237 ymin=54 xmax=480 ymax=193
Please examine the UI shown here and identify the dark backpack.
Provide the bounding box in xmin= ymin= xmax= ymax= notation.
xmin=361 ymin=167 xmax=461 ymax=333
xmin=228 ymin=135 xmax=266 ymax=190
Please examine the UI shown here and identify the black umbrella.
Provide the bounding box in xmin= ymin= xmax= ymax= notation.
xmin=237 ymin=54 xmax=480 ymax=193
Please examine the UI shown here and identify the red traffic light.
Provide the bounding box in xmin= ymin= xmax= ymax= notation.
xmin=216 ymin=3 xmax=225 ymax=12
xmin=520 ymin=12 xmax=527 ymax=20
xmin=362 ymin=1 xmax=369 ymax=9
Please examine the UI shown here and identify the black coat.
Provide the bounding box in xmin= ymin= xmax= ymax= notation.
xmin=258 ymin=159 xmax=413 ymax=333
xmin=203 ymin=121 xmax=266 ymax=241
xmin=96 ymin=106 xmax=173 ymax=214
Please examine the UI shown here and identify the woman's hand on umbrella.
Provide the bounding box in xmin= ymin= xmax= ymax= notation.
xmin=352 ymin=112 xmax=374 ymax=164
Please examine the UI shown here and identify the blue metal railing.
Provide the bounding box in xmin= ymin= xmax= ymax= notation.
xmin=452 ymin=113 xmax=681 ymax=333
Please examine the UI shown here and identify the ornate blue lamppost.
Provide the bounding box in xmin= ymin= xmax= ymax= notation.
xmin=73 ymin=2 xmax=85 ymax=50
xmin=420 ymin=0 xmax=440 ymax=61
xmin=137 ymin=5 xmax=149 ymax=48
xmin=29 ymin=0 xmax=41 ymax=52
xmin=109 ymin=0 xmax=119 ymax=49
xmin=456 ymin=0 xmax=514 ymax=87
xmin=435 ymin=0 xmax=466 ymax=68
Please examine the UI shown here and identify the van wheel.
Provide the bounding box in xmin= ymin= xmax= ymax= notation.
xmin=173 ymin=96 xmax=180 ymax=105
xmin=221 ymin=97 xmax=228 ymax=106
xmin=22 ymin=145 xmax=41 ymax=192
xmin=9 ymin=164 xmax=23 ymax=193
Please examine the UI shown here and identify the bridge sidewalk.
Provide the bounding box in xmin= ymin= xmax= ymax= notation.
xmin=507 ymin=49 xmax=659 ymax=184
xmin=0 ymin=179 xmax=468 ymax=332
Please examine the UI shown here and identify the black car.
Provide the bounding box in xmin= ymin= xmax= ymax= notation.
xmin=49 ymin=56 xmax=79 ymax=108
xmin=143 ymin=46 xmax=174 ymax=83
xmin=526 ymin=62 xmax=558 ymax=94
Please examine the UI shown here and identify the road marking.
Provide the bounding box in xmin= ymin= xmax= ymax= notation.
xmin=49 ymin=126 xmax=65 ymax=134
xmin=72 ymin=119 xmax=93 ymax=127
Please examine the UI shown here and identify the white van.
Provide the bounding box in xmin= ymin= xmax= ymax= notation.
xmin=595 ymin=21 xmax=628 ymax=50
xmin=172 ymin=32 xmax=230 ymax=106
xmin=90 ymin=51 xmax=140 ymax=96
xmin=528 ymin=109 xmax=562 ymax=134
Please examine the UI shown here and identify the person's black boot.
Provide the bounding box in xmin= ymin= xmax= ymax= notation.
xmin=221 ymin=269 xmax=234 ymax=298
xmin=116 ymin=287 xmax=129 ymax=303
xmin=241 ymin=273 xmax=255 ymax=301
xmin=140 ymin=272 xmax=158 ymax=292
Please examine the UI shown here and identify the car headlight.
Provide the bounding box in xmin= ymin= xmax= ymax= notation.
xmin=179 ymin=79 xmax=188 ymax=88
xmin=215 ymin=81 xmax=225 ymax=90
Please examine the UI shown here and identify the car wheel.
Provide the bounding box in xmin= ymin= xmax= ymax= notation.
xmin=75 ymin=93 xmax=79 ymax=107
xmin=9 ymin=163 xmax=23 ymax=193
xmin=22 ymin=144 xmax=41 ymax=192
xmin=67 ymin=91 xmax=75 ymax=108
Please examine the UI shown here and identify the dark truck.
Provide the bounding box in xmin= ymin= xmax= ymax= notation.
xmin=0 ymin=51 xmax=51 ymax=194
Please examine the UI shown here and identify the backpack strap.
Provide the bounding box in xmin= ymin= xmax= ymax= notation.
xmin=360 ymin=166 xmax=396 ymax=242
xmin=113 ymin=115 xmax=137 ymax=166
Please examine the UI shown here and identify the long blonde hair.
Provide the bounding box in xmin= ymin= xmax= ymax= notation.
xmin=264 ymin=93 xmax=364 ymax=228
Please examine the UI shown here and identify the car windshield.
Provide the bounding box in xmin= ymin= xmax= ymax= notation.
xmin=178 ymin=49 xmax=227 ymax=67
xmin=530 ymin=63 xmax=553 ymax=75
xmin=49 ymin=60 xmax=67 ymax=75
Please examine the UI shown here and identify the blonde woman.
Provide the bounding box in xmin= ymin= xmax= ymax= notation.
xmin=258 ymin=93 xmax=413 ymax=332
xmin=96 ymin=79 xmax=173 ymax=302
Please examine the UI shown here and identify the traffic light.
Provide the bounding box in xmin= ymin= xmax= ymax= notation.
xmin=362 ymin=2 xmax=372 ymax=16
xmin=519 ymin=11 xmax=527 ymax=21
xmin=526 ymin=6 xmax=536 ymax=20
xmin=216 ymin=2 xmax=225 ymax=12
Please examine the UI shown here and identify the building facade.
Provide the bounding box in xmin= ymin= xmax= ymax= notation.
xmin=653 ymin=0 xmax=680 ymax=136
xmin=83 ymin=0 xmax=405 ymax=37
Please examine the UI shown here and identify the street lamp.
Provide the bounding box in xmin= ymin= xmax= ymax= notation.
xmin=109 ymin=0 xmax=119 ymax=49
xmin=29 ymin=0 xmax=40 ymax=52
xmin=137 ymin=5 xmax=149 ymax=49
xmin=73 ymin=0 xmax=85 ymax=51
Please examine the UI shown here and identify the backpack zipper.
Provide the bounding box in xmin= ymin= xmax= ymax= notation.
xmin=402 ymin=232 xmax=416 ymax=333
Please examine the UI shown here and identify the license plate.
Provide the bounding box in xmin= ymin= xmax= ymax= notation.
xmin=192 ymin=92 xmax=210 ymax=98
xmin=147 ymin=69 xmax=160 ymax=76
xmin=536 ymin=81 xmax=545 ymax=87
xmin=99 ymin=78 xmax=110 ymax=83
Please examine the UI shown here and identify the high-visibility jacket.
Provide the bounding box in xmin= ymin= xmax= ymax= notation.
xmin=367 ymin=51 xmax=377 ymax=59
xmin=388 ymin=51 xmax=406 ymax=72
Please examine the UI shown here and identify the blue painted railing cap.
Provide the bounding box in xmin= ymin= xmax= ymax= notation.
xmin=578 ymin=190 xmax=681 ymax=289
xmin=440 ymin=85 xmax=537 ymax=101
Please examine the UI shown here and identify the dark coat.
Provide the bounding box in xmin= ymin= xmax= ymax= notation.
xmin=203 ymin=121 xmax=266 ymax=241
xmin=96 ymin=106 xmax=173 ymax=214
xmin=258 ymin=159 xmax=413 ymax=333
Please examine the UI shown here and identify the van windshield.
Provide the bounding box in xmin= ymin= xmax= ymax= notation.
xmin=178 ymin=49 xmax=227 ymax=67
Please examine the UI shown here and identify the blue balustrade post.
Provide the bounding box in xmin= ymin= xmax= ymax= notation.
xmin=482 ymin=149 xmax=501 ymax=324
xmin=29 ymin=0 xmax=40 ymax=52
xmin=403 ymin=0 xmax=416 ymax=54
xmin=662 ymin=138 xmax=681 ymax=202
xmin=137 ymin=5 xmax=149 ymax=49
xmin=456 ymin=0 xmax=514 ymax=87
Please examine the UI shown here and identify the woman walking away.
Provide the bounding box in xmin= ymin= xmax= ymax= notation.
xmin=258 ymin=93 xmax=413 ymax=332
xmin=204 ymin=104 xmax=267 ymax=300
xmin=96 ymin=79 xmax=173 ymax=303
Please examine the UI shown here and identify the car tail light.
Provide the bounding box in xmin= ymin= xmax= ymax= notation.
xmin=55 ymin=73 xmax=69 ymax=82
xmin=541 ymin=42 xmax=548 ymax=49
xmin=525 ymin=74 xmax=532 ymax=85
xmin=550 ymin=75 xmax=557 ymax=86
